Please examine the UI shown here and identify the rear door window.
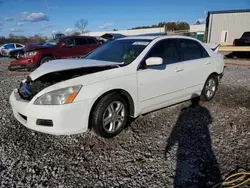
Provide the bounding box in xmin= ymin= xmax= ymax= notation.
xmin=16 ymin=44 xmax=23 ymax=48
xmin=86 ymin=38 xmax=97 ymax=45
xmin=75 ymin=38 xmax=87 ymax=45
xmin=179 ymin=39 xmax=209 ymax=61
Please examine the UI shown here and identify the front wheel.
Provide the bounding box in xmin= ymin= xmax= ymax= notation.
xmin=91 ymin=93 xmax=129 ymax=138
xmin=200 ymin=75 xmax=218 ymax=101
xmin=39 ymin=56 xmax=53 ymax=66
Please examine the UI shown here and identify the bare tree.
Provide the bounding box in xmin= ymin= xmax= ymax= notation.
xmin=75 ymin=19 xmax=88 ymax=34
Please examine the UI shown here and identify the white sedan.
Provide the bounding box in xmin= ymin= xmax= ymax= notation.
xmin=0 ymin=43 xmax=24 ymax=56
xmin=9 ymin=36 xmax=224 ymax=138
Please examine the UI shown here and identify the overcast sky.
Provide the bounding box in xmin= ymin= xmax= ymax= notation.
xmin=0 ymin=0 xmax=249 ymax=37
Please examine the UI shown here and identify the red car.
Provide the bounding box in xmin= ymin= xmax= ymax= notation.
xmin=8 ymin=36 xmax=100 ymax=70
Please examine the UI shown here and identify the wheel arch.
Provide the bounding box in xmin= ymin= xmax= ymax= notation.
xmin=209 ymin=72 xmax=221 ymax=81
xmin=39 ymin=54 xmax=55 ymax=64
xmin=88 ymin=89 xmax=135 ymax=129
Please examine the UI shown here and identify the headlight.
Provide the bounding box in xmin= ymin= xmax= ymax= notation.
xmin=34 ymin=85 xmax=82 ymax=105
xmin=24 ymin=51 xmax=37 ymax=57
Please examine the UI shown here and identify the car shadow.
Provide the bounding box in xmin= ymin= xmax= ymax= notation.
xmin=164 ymin=95 xmax=221 ymax=188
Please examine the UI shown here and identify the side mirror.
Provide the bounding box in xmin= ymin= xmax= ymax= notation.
xmin=145 ymin=57 xmax=163 ymax=66
xmin=60 ymin=42 xmax=66 ymax=48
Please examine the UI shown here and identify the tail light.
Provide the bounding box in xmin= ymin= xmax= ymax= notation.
xmin=233 ymin=40 xmax=236 ymax=46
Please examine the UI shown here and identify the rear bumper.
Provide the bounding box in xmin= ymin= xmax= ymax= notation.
xmin=218 ymin=66 xmax=225 ymax=80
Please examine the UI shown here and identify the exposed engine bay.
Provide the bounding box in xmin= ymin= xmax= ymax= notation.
xmin=18 ymin=65 xmax=119 ymax=100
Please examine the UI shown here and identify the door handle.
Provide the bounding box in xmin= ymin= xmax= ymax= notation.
xmin=175 ymin=68 xmax=183 ymax=72
xmin=205 ymin=61 xmax=211 ymax=65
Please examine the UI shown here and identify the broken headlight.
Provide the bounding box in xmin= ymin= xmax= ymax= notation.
xmin=24 ymin=51 xmax=37 ymax=57
xmin=34 ymin=85 xmax=82 ymax=105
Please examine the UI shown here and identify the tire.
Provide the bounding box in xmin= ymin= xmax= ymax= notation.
xmin=39 ymin=56 xmax=52 ymax=66
xmin=200 ymin=74 xmax=218 ymax=101
xmin=91 ymin=93 xmax=129 ymax=138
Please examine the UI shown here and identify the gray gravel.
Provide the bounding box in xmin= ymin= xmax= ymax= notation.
xmin=0 ymin=57 xmax=249 ymax=187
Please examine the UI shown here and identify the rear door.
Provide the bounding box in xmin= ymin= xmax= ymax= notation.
xmin=75 ymin=37 xmax=88 ymax=57
xmin=75 ymin=37 xmax=100 ymax=57
xmin=178 ymin=39 xmax=212 ymax=95
xmin=85 ymin=38 xmax=100 ymax=55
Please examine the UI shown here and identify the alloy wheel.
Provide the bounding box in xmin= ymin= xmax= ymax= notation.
xmin=102 ymin=101 xmax=125 ymax=133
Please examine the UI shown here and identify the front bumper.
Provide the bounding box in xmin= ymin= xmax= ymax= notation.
xmin=9 ymin=89 xmax=91 ymax=135
xmin=8 ymin=63 xmax=37 ymax=71
xmin=8 ymin=56 xmax=39 ymax=71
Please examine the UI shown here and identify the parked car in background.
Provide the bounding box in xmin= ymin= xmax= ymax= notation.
xmin=10 ymin=36 xmax=224 ymax=138
xmin=9 ymin=42 xmax=45 ymax=60
xmin=233 ymin=31 xmax=250 ymax=57
xmin=233 ymin=32 xmax=250 ymax=46
xmin=0 ymin=43 xmax=24 ymax=57
xmin=8 ymin=36 xmax=100 ymax=70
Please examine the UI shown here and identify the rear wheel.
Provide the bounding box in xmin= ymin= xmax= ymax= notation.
xmin=91 ymin=93 xmax=129 ymax=138
xmin=201 ymin=75 xmax=218 ymax=101
xmin=39 ymin=56 xmax=52 ymax=66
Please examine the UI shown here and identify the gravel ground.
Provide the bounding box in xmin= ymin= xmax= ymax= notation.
xmin=0 ymin=57 xmax=249 ymax=188
xmin=224 ymin=58 xmax=250 ymax=67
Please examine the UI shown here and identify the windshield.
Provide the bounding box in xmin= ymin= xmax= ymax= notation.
xmin=43 ymin=39 xmax=60 ymax=46
xmin=84 ymin=39 xmax=151 ymax=65
xmin=241 ymin=32 xmax=250 ymax=38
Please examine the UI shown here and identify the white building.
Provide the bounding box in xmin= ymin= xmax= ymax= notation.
xmin=82 ymin=24 xmax=205 ymax=38
xmin=206 ymin=9 xmax=250 ymax=43
xmin=83 ymin=27 xmax=166 ymax=37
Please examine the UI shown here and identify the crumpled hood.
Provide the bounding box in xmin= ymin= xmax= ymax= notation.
xmin=24 ymin=43 xmax=49 ymax=51
xmin=29 ymin=59 xmax=122 ymax=80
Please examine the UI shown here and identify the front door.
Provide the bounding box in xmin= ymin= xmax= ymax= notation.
xmin=59 ymin=38 xmax=78 ymax=59
xmin=137 ymin=39 xmax=185 ymax=114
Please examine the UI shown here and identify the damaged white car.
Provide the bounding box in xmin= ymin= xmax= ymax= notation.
xmin=10 ymin=36 xmax=224 ymax=138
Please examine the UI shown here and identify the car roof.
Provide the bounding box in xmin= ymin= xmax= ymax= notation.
xmin=66 ymin=36 xmax=96 ymax=39
xmin=117 ymin=35 xmax=200 ymax=41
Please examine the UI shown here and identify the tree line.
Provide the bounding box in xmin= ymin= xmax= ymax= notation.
xmin=129 ymin=21 xmax=190 ymax=31
xmin=0 ymin=34 xmax=49 ymax=45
